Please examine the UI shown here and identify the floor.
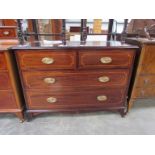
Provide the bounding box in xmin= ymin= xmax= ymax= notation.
xmin=0 ymin=99 xmax=155 ymax=135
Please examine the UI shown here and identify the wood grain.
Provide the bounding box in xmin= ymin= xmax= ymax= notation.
xmin=0 ymin=27 xmax=17 ymax=39
xmin=17 ymin=50 xmax=76 ymax=70
xmin=22 ymin=69 xmax=130 ymax=90
xmin=133 ymin=86 xmax=155 ymax=98
xmin=26 ymin=88 xmax=125 ymax=109
xmin=0 ymin=72 xmax=11 ymax=90
xmin=136 ymin=75 xmax=155 ymax=87
xmin=2 ymin=19 xmax=17 ymax=26
xmin=140 ymin=45 xmax=155 ymax=74
xmin=79 ymin=50 xmax=135 ymax=69
xmin=0 ymin=90 xmax=18 ymax=109
xmin=15 ymin=46 xmax=136 ymax=118
xmin=0 ymin=52 xmax=7 ymax=70
xmin=126 ymin=40 xmax=155 ymax=109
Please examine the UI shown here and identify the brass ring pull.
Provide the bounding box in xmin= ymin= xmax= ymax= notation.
xmin=44 ymin=78 xmax=56 ymax=84
xmin=46 ymin=97 xmax=57 ymax=103
xmin=41 ymin=57 xmax=54 ymax=64
xmin=98 ymin=76 xmax=110 ymax=83
xmin=97 ymin=95 xmax=107 ymax=101
xmin=3 ymin=31 xmax=10 ymax=36
xmin=100 ymin=57 xmax=112 ymax=64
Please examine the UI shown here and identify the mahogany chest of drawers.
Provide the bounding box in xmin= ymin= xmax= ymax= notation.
xmin=0 ymin=42 xmax=24 ymax=121
xmin=126 ymin=38 xmax=155 ymax=108
xmin=12 ymin=41 xmax=137 ymax=119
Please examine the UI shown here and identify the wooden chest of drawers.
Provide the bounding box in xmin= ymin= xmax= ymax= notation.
xmin=125 ymin=38 xmax=155 ymax=108
xmin=13 ymin=41 xmax=137 ymax=119
xmin=0 ymin=44 xmax=24 ymax=121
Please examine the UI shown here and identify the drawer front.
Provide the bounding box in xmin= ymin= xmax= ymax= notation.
xmin=0 ymin=28 xmax=16 ymax=39
xmin=26 ymin=89 xmax=125 ymax=109
xmin=0 ymin=72 xmax=11 ymax=90
xmin=133 ymin=87 xmax=155 ymax=99
xmin=136 ymin=75 xmax=155 ymax=87
xmin=22 ymin=70 xmax=129 ymax=90
xmin=17 ymin=50 xmax=76 ymax=70
xmin=79 ymin=50 xmax=134 ymax=69
xmin=0 ymin=91 xmax=17 ymax=109
xmin=139 ymin=45 xmax=155 ymax=74
xmin=0 ymin=53 xmax=7 ymax=70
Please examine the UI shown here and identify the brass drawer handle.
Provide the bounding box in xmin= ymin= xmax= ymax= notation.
xmin=41 ymin=57 xmax=54 ymax=64
xmin=46 ymin=97 xmax=57 ymax=103
xmin=98 ymin=76 xmax=110 ymax=83
xmin=97 ymin=95 xmax=107 ymax=101
xmin=3 ymin=31 xmax=10 ymax=36
xmin=100 ymin=57 xmax=112 ymax=64
xmin=44 ymin=77 xmax=56 ymax=84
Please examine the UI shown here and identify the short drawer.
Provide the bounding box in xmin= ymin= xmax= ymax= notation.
xmin=79 ymin=50 xmax=134 ymax=69
xmin=0 ymin=72 xmax=11 ymax=90
xmin=22 ymin=70 xmax=130 ymax=90
xmin=0 ymin=27 xmax=17 ymax=39
xmin=17 ymin=50 xmax=76 ymax=70
xmin=0 ymin=91 xmax=17 ymax=109
xmin=26 ymin=89 xmax=125 ymax=109
xmin=0 ymin=53 xmax=7 ymax=70
xmin=136 ymin=75 xmax=155 ymax=87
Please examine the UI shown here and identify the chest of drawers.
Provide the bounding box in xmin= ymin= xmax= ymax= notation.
xmin=0 ymin=42 xmax=24 ymax=121
xmin=13 ymin=41 xmax=137 ymax=120
xmin=126 ymin=38 xmax=155 ymax=108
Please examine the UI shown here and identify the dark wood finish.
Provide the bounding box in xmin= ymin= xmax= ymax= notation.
xmin=107 ymin=19 xmax=114 ymax=41
xmin=11 ymin=40 xmax=138 ymax=50
xmin=79 ymin=50 xmax=134 ymax=69
xmin=17 ymin=50 xmax=76 ymax=70
xmin=13 ymin=41 xmax=137 ymax=120
xmin=25 ymin=88 xmax=125 ymax=109
xmin=22 ymin=70 xmax=129 ymax=90
xmin=70 ymin=27 xmax=89 ymax=33
xmin=0 ymin=27 xmax=17 ymax=39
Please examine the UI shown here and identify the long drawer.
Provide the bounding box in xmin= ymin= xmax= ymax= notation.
xmin=22 ymin=70 xmax=130 ymax=90
xmin=133 ymin=87 xmax=155 ymax=98
xmin=0 ymin=90 xmax=17 ymax=109
xmin=0 ymin=72 xmax=11 ymax=90
xmin=136 ymin=75 xmax=155 ymax=87
xmin=79 ymin=50 xmax=134 ymax=69
xmin=0 ymin=53 xmax=7 ymax=70
xmin=17 ymin=50 xmax=76 ymax=70
xmin=26 ymin=88 xmax=125 ymax=109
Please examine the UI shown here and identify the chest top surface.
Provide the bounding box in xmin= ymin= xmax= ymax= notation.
xmin=125 ymin=37 xmax=155 ymax=46
xmin=10 ymin=41 xmax=138 ymax=51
